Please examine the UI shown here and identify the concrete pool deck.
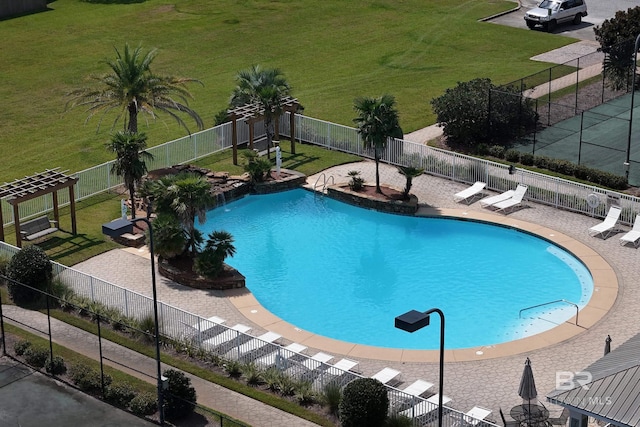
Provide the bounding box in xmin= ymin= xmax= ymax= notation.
xmin=73 ymin=160 xmax=636 ymax=422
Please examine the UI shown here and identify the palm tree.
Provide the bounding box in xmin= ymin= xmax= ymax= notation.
xmin=230 ymin=65 xmax=291 ymax=158
xmin=353 ymin=94 xmax=403 ymax=194
xmin=106 ymin=131 xmax=153 ymax=219
xmin=67 ymin=43 xmax=204 ymax=134
xmin=166 ymin=173 xmax=215 ymax=257
xmin=397 ymin=165 xmax=425 ymax=200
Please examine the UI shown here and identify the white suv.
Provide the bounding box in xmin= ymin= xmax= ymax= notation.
xmin=524 ymin=0 xmax=587 ymax=31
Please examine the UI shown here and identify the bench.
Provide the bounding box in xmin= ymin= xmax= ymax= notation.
xmin=20 ymin=216 xmax=59 ymax=241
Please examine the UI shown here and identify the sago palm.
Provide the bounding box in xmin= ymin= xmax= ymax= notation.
xmin=67 ymin=43 xmax=204 ymax=134
xmin=353 ymin=94 xmax=403 ymax=193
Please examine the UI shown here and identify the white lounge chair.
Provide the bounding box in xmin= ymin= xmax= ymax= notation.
xmin=226 ymin=331 xmax=281 ymax=360
xmin=302 ymin=351 xmax=334 ymax=369
xmin=399 ymin=393 xmax=452 ymax=419
xmin=371 ymin=367 xmax=401 ymax=385
xmin=402 ymin=379 xmax=434 ymax=397
xmin=463 ymin=406 xmax=493 ymax=426
xmin=454 ymin=182 xmax=486 ymax=204
xmin=256 ymin=342 xmax=308 ymax=368
xmin=202 ymin=323 xmax=251 ymax=350
xmin=589 ymin=206 xmax=621 ymax=239
xmin=479 ymin=189 xmax=515 ymax=208
xmin=182 ymin=315 xmax=225 ymax=342
xmin=492 ymin=185 xmax=528 ymax=213
xmin=327 ymin=358 xmax=359 ymax=376
xmin=620 ymin=215 xmax=640 ymax=247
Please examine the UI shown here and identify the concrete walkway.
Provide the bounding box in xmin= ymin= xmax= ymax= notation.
xmin=405 ymin=41 xmax=601 ymax=144
xmin=1 ymin=305 xmax=319 ymax=427
xmin=69 ymin=159 xmax=640 ymax=425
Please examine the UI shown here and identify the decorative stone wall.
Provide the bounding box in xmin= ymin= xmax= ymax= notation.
xmin=326 ymin=185 xmax=419 ymax=215
xmin=252 ymin=169 xmax=307 ymax=194
xmin=158 ymin=259 xmax=245 ymax=290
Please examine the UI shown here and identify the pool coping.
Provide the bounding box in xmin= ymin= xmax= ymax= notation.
xmin=224 ymin=206 xmax=617 ymax=363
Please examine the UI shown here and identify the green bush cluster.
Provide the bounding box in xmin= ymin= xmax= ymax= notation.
xmin=24 ymin=346 xmax=50 ymax=369
xmin=486 ymin=146 xmax=628 ymax=190
xmin=163 ymin=369 xmax=197 ymax=420
xmin=105 ymin=382 xmax=136 ymax=407
xmin=6 ymin=245 xmax=53 ymax=306
xmin=46 ymin=355 xmax=67 ymax=375
xmin=69 ymin=363 xmax=112 ymax=394
xmin=13 ymin=340 xmax=67 ymax=374
xmin=339 ymin=378 xmax=389 ymax=427
xmin=129 ymin=392 xmax=157 ymax=416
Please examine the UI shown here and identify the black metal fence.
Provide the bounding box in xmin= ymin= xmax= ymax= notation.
xmin=0 ymin=276 xmax=247 ymax=427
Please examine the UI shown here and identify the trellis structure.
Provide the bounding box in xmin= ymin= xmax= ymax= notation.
xmin=0 ymin=168 xmax=78 ymax=247
xmin=227 ymin=96 xmax=301 ymax=165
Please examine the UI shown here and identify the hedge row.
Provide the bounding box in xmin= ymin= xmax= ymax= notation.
xmin=479 ymin=144 xmax=628 ymax=190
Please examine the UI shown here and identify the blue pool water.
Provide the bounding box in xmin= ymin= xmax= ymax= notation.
xmin=199 ymin=189 xmax=593 ymax=350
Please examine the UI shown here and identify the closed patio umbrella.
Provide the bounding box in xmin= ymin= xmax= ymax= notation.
xmin=604 ymin=335 xmax=612 ymax=355
xmin=518 ymin=358 xmax=538 ymax=426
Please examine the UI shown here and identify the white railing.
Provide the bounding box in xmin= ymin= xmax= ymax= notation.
xmin=3 ymin=111 xmax=639 ymax=229
xmin=0 ymin=240 xmax=495 ymax=426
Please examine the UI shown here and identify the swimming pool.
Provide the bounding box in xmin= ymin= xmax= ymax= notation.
xmin=199 ymin=189 xmax=593 ymax=350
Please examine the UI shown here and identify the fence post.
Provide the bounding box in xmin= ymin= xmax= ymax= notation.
xmin=46 ymin=292 xmax=54 ymax=371
xmin=97 ymin=314 xmax=106 ymax=399
xmin=578 ymin=112 xmax=584 ymax=165
xmin=0 ymin=288 xmax=5 ymax=356
xmin=575 ymin=56 xmax=580 ymax=114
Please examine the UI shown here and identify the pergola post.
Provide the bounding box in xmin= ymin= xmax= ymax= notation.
xmin=12 ymin=203 xmax=21 ymax=248
xmin=0 ymin=169 xmax=79 ymax=247
xmin=231 ymin=114 xmax=238 ymax=166
xmin=289 ymin=111 xmax=296 ymax=155
xmin=69 ymin=184 xmax=77 ymax=235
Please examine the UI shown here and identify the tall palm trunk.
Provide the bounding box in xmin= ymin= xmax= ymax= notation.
xmin=374 ymin=148 xmax=382 ymax=194
xmin=128 ymin=181 xmax=137 ymax=219
xmin=128 ymin=102 xmax=138 ymax=133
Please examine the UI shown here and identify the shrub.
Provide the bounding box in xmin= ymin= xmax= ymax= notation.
xmin=46 ymin=355 xmax=67 ymax=375
xmin=241 ymin=363 xmax=264 ymax=386
xmin=348 ymin=170 xmax=365 ymax=191
xmin=6 ymin=245 xmax=53 ymax=306
xmin=533 ymin=155 xmax=551 ymax=170
xmin=431 ymin=77 xmax=536 ymax=147
xmin=520 ymin=152 xmax=534 ymax=166
xmin=295 ymin=380 xmax=317 ymax=406
xmin=163 ymin=369 xmax=197 ymax=420
xmin=105 ymin=382 xmax=136 ymax=407
xmin=130 ymin=392 xmax=157 ymax=416
xmin=69 ymin=363 xmax=111 ymax=393
xmin=322 ymin=381 xmax=342 ymax=417
xmin=339 ymin=378 xmax=389 ymax=427
xmin=242 ymin=150 xmax=272 ymax=183
xmin=488 ymin=145 xmax=505 ymax=159
xmin=504 ymin=149 xmax=521 ymax=163
xmin=385 ymin=412 xmax=414 ymax=427
xmin=224 ymin=360 xmax=242 ymax=378
xmin=14 ymin=339 xmax=32 ymax=356
xmin=24 ymin=346 xmax=49 ymax=369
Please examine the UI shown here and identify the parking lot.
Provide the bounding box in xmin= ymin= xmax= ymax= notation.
xmin=488 ymin=0 xmax=640 ymax=41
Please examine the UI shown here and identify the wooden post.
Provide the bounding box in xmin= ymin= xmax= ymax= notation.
xmin=69 ymin=184 xmax=77 ymax=235
xmin=12 ymin=203 xmax=21 ymax=248
xmin=0 ymin=200 xmax=4 ymax=242
xmin=290 ymin=111 xmax=296 ymax=155
xmin=249 ymin=120 xmax=255 ymax=150
xmin=231 ymin=114 xmax=238 ymax=166
xmin=52 ymin=190 xmax=60 ymax=224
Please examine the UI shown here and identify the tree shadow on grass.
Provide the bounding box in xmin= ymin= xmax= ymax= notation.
xmin=36 ymin=234 xmax=107 ymax=263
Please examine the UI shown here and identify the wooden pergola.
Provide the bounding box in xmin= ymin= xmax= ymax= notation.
xmin=0 ymin=168 xmax=78 ymax=247
xmin=228 ymin=96 xmax=301 ymax=165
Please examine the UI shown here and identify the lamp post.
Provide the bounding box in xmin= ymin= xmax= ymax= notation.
xmin=625 ymin=33 xmax=640 ymax=182
xmin=102 ymin=217 xmax=164 ymax=425
xmin=395 ymin=308 xmax=445 ymax=427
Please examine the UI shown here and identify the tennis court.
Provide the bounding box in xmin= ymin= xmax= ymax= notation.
xmin=513 ymin=92 xmax=640 ymax=186
xmin=0 ymin=357 xmax=153 ymax=427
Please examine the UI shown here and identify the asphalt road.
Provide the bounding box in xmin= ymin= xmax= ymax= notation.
xmin=488 ymin=0 xmax=640 ymax=41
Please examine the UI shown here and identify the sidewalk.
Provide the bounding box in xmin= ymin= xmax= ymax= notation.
xmin=1 ymin=305 xmax=319 ymax=427
xmin=404 ymin=41 xmax=601 ymax=144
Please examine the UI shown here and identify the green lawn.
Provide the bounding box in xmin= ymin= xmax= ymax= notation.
xmin=1 ymin=0 xmax=577 ymax=184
